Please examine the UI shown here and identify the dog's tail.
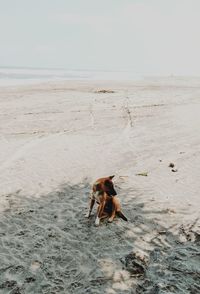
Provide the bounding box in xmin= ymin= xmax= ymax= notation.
xmin=116 ymin=211 xmax=128 ymax=221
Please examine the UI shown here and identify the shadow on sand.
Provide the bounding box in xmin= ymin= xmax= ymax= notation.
xmin=0 ymin=181 xmax=199 ymax=293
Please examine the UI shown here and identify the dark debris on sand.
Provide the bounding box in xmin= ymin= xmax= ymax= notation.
xmin=95 ymin=89 xmax=115 ymax=93
xmin=129 ymin=232 xmax=200 ymax=293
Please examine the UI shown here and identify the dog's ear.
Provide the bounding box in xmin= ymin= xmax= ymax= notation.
xmin=109 ymin=175 xmax=115 ymax=180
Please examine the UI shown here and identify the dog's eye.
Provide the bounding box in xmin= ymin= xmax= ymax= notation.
xmin=104 ymin=180 xmax=112 ymax=187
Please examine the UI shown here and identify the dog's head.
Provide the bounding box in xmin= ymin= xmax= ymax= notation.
xmin=95 ymin=175 xmax=117 ymax=196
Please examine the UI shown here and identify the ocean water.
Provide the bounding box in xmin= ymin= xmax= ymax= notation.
xmin=0 ymin=67 xmax=142 ymax=86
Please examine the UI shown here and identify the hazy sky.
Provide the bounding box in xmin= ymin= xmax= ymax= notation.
xmin=1 ymin=0 xmax=200 ymax=75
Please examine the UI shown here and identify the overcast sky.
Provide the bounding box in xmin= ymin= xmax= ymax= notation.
xmin=0 ymin=0 xmax=200 ymax=75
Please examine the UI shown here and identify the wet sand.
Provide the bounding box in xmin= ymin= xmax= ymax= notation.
xmin=0 ymin=78 xmax=200 ymax=293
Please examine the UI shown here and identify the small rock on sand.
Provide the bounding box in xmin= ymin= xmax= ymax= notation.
xmin=169 ymin=162 xmax=175 ymax=168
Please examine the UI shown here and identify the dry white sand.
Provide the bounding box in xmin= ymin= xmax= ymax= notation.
xmin=0 ymin=78 xmax=199 ymax=293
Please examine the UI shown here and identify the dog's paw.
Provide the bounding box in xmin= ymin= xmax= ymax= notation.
xmin=85 ymin=212 xmax=91 ymax=218
xmin=95 ymin=217 xmax=100 ymax=226
xmin=108 ymin=217 xmax=114 ymax=223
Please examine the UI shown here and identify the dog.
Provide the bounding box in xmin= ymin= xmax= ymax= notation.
xmin=85 ymin=175 xmax=128 ymax=226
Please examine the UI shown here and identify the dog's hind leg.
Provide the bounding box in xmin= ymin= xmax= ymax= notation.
xmin=108 ymin=197 xmax=118 ymax=223
xmin=108 ymin=197 xmax=128 ymax=222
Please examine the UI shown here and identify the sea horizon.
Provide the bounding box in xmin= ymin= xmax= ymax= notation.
xmin=0 ymin=66 xmax=145 ymax=86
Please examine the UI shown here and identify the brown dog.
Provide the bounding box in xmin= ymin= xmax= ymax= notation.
xmin=85 ymin=175 xmax=127 ymax=226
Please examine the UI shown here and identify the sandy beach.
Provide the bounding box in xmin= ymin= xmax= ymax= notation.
xmin=0 ymin=78 xmax=200 ymax=293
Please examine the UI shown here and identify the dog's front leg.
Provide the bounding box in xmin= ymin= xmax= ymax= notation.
xmin=95 ymin=200 xmax=106 ymax=226
xmin=95 ymin=205 xmax=101 ymax=226
xmin=85 ymin=198 xmax=95 ymax=218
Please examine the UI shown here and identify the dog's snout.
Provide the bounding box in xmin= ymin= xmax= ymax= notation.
xmin=112 ymin=188 xmax=117 ymax=196
xmin=108 ymin=187 xmax=117 ymax=196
